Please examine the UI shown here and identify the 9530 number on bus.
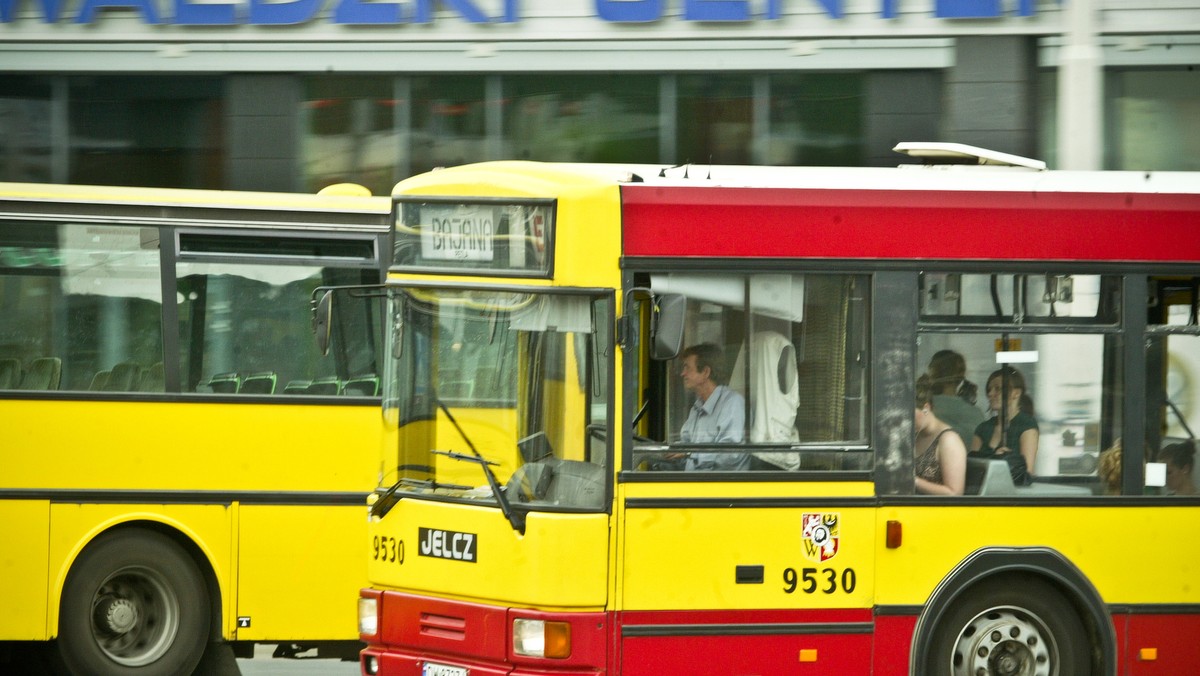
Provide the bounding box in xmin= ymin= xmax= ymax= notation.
xmin=372 ymin=535 xmax=403 ymax=564
xmin=782 ymin=566 xmax=857 ymax=594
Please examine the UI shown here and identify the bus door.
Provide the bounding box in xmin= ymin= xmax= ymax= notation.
xmin=620 ymin=270 xmax=877 ymax=674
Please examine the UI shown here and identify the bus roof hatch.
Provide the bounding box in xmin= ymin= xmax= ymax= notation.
xmin=893 ymin=142 xmax=1047 ymax=170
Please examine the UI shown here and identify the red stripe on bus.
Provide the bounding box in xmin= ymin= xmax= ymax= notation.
xmin=619 ymin=607 xmax=873 ymax=675
xmin=621 ymin=186 xmax=1200 ymax=262
xmin=1116 ymin=612 xmax=1200 ymax=672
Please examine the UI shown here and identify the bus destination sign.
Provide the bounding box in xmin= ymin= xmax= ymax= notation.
xmin=420 ymin=205 xmax=495 ymax=263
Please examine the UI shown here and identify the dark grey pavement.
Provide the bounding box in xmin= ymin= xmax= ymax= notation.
xmin=237 ymin=644 xmax=360 ymax=675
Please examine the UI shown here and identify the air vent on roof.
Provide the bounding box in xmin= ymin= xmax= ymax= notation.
xmin=893 ymin=142 xmax=1046 ymax=170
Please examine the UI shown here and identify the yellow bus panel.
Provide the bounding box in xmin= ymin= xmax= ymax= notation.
xmin=368 ymin=500 xmax=608 ymax=611
xmin=0 ymin=500 xmax=50 ymax=639
xmin=874 ymin=506 xmax=1200 ymax=607
xmin=237 ymin=504 xmax=368 ymax=640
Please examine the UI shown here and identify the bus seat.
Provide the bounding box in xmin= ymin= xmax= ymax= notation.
xmin=507 ymin=458 xmax=604 ymax=509
xmin=89 ymin=370 xmax=111 ymax=390
xmin=731 ymin=331 xmax=801 ymax=470
xmin=20 ymin=357 xmax=62 ymax=390
xmin=441 ymin=380 xmax=474 ymax=399
xmin=476 ymin=367 xmax=500 ymax=393
xmin=306 ymin=377 xmax=341 ymax=395
xmin=282 ymin=380 xmax=311 ymax=394
xmin=965 ymin=458 xmax=1016 ymax=496
xmin=240 ymin=372 xmax=277 ymax=394
xmin=343 ymin=374 xmax=379 ymax=396
xmin=206 ymin=372 xmax=240 ymax=394
xmin=137 ymin=362 xmax=165 ymax=392
xmin=0 ymin=358 xmax=22 ymax=389
xmin=543 ymin=459 xmax=605 ymax=508
xmin=103 ymin=362 xmax=143 ymax=392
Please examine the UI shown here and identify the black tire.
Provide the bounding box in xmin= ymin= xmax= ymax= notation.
xmin=926 ymin=576 xmax=1091 ymax=676
xmin=56 ymin=529 xmax=210 ymax=676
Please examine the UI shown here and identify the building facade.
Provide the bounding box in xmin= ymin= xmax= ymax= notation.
xmin=1 ymin=0 xmax=1197 ymax=193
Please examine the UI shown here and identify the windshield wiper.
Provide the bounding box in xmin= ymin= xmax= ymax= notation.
xmin=435 ymin=399 xmax=527 ymax=533
xmin=368 ymin=476 xmax=474 ymax=519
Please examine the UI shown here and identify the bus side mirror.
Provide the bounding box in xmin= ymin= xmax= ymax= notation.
xmin=652 ymin=293 xmax=686 ymax=361
xmin=312 ymin=289 xmax=333 ymax=356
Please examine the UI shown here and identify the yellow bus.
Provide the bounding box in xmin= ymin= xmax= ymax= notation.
xmin=0 ymin=182 xmax=391 ymax=675
xmin=357 ymin=146 xmax=1200 ymax=675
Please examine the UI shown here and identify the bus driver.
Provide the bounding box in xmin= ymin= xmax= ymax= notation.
xmin=675 ymin=343 xmax=750 ymax=471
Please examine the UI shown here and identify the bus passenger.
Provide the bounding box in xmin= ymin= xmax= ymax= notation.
xmin=971 ymin=366 xmax=1038 ymax=485
xmin=1161 ymin=440 xmax=1197 ymax=496
xmin=914 ymin=374 xmax=967 ymax=495
xmin=1098 ymin=440 xmax=1123 ymax=495
xmin=676 ymin=343 xmax=749 ymax=471
xmin=926 ymin=349 xmax=984 ymax=447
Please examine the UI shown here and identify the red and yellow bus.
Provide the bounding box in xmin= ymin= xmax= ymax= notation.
xmin=357 ymin=144 xmax=1200 ymax=675
xmin=0 ymin=182 xmax=392 ymax=675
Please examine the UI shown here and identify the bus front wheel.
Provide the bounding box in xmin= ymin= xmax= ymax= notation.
xmin=57 ymin=529 xmax=210 ymax=676
xmin=927 ymin=576 xmax=1090 ymax=676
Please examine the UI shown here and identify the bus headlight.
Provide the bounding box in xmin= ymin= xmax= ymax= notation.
xmin=358 ymin=597 xmax=378 ymax=637
xmin=512 ymin=618 xmax=571 ymax=659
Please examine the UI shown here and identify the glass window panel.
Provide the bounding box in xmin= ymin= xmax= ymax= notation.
xmin=432 ymin=299 xmax=518 ymax=406
xmin=385 ymin=287 xmax=610 ymax=511
xmin=302 ymin=76 xmax=402 ymax=197
xmin=920 ymin=273 xmax=1119 ymax=325
xmin=1147 ymin=334 xmax=1200 ymax=497
xmin=1042 ymin=67 xmax=1200 ymax=171
xmin=1149 ymin=275 xmax=1200 ymax=327
xmin=0 ymin=75 xmax=54 ymax=183
xmin=918 ymin=332 xmax=1119 ymax=496
xmin=1111 ymin=68 xmax=1200 ymax=172
xmin=68 ymin=77 xmax=223 ymax=188
xmin=411 ymin=76 xmax=487 ymax=177
xmin=502 ymin=74 xmax=660 ymax=163
xmin=633 ymin=272 xmax=869 ymax=473
xmin=393 ymin=199 xmax=554 ymax=276
xmin=176 ymin=261 xmax=379 ymax=395
xmin=0 ymin=223 xmax=163 ymax=391
xmin=768 ymin=73 xmax=866 ymax=166
xmin=677 ymin=75 xmax=753 ymax=165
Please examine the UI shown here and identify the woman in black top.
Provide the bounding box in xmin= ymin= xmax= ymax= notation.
xmin=971 ymin=366 xmax=1039 ymax=485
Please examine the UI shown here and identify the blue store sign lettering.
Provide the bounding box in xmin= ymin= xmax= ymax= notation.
xmin=0 ymin=0 xmax=1055 ymax=26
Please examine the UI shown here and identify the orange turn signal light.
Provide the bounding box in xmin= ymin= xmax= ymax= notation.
xmin=886 ymin=520 xmax=902 ymax=549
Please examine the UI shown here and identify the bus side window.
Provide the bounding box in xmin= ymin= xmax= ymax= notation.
xmin=1150 ymin=334 xmax=1200 ymax=496
xmin=919 ymin=332 xmax=1119 ymax=496
xmin=176 ymin=264 xmax=379 ymax=396
xmin=1 ymin=223 xmax=163 ymax=392
xmin=636 ymin=272 xmax=868 ymax=473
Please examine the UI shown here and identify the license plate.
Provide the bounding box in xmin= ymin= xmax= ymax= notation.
xmin=422 ymin=662 xmax=468 ymax=676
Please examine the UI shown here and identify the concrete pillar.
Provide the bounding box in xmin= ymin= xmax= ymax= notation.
xmin=943 ymin=35 xmax=1039 ymax=160
xmin=864 ymin=71 xmax=943 ymax=167
xmin=1057 ymin=0 xmax=1104 ymax=170
xmin=225 ymin=75 xmax=300 ymax=192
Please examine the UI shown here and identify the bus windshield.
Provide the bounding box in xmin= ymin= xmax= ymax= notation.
xmin=382 ymin=285 xmax=611 ymax=513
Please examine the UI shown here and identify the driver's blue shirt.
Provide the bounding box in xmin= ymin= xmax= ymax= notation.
xmin=681 ymin=385 xmax=750 ymax=471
